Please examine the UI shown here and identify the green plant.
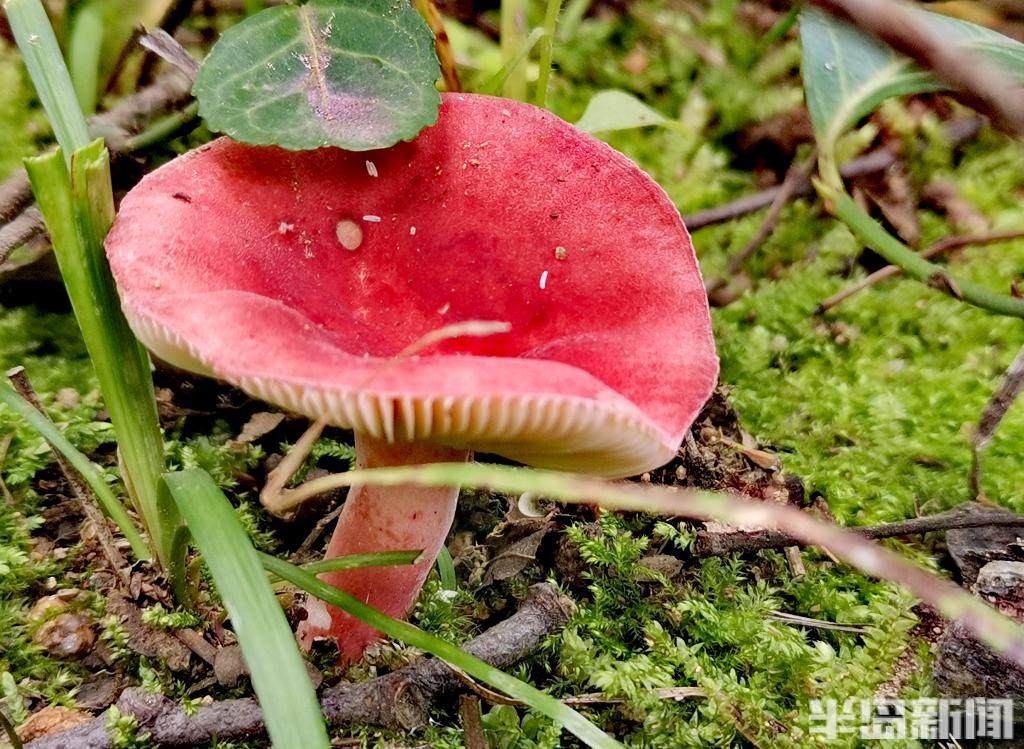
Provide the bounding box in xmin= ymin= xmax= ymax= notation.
xmin=4 ymin=0 xmax=178 ymax=575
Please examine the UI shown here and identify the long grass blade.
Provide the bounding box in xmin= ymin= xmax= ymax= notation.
xmin=260 ymin=553 xmax=623 ymax=749
xmin=162 ymin=469 xmax=329 ymax=749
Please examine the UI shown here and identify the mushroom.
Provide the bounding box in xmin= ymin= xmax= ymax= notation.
xmin=104 ymin=93 xmax=718 ymax=661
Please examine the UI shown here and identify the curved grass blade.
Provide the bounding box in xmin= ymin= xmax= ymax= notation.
xmin=288 ymin=462 xmax=1024 ymax=669
xmin=302 ymin=549 xmax=421 ymax=575
xmin=162 ymin=469 xmax=329 ymax=749
xmin=0 ymin=378 xmax=150 ymax=561
xmin=259 ymin=552 xmax=624 ymax=749
xmin=435 ymin=544 xmax=457 ymax=590
xmin=193 ymin=0 xmax=441 ymax=151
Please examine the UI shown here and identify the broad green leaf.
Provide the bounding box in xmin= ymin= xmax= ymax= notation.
xmin=193 ymin=0 xmax=442 ymax=151
xmin=260 ymin=553 xmax=625 ymax=749
xmin=162 ymin=469 xmax=330 ymax=749
xmin=800 ymin=6 xmax=1024 ymax=154
xmin=575 ymin=90 xmax=673 ymax=134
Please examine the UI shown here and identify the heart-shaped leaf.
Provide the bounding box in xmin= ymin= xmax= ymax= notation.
xmin=801 ymin=6 xmax=1024 ymax=155
xmin=193 ymin=0 xmax=441 ymax=151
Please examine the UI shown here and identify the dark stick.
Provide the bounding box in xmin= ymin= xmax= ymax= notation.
xmin=25 ymin=583 xmax=574 ymax=749
xmin=808 ymin=0 xmax=1024 ymax=138
xmin=971 ymin=343 xmax=1024 ymax=498
xmin=816 ymin=229 xmax=1024 ymax=314
xmin=705 ymin=149 xmax=817 ymax=293
xmin=681 ymin=118 xmax=982 ymax=231
xmin=0 ymin=207 xmax=43 ymax=266
xmin=693 ymin=504 xmax=1024 ymax=557
xmin=7 ymin=368 xmax=132 ymax=587
xmin=460 ymin=696 xmax=487 ymax=749
xmin=0 ymin=70 xmax=193 ymax=230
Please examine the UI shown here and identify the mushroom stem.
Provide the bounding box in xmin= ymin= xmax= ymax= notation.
xmin=298 ymin=433 xmax=470 ymax=661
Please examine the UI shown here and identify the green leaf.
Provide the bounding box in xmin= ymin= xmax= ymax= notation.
xmin=193 ymin=0 xmax=442 ymax=151
xmin=800 ymin=6 xmax=1024 ymax=159
xmin=575 ymin=90 xmax=673 ymax=134
xmin=260 ymin=553 xmax=625 ymax=749
xmin=162 ymin=469 xmax=329 ymax=749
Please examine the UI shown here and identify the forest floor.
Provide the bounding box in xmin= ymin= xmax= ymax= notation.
xmin=2 ymin=1 xmax=1024 ymax=747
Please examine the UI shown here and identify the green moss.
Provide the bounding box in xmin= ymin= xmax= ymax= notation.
xmin=0 ymin=44 xmax=45 ymax=179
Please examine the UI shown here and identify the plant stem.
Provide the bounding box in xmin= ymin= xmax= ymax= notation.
xmin=23 ymin=145 xmax=178 ymax=568
xmin=0 ymin=378 xmax=150 ymax=560
xmin=500 ymin=0 xmax=529 ymax=99
xmin=125 ymin=100 xmax=200 ymax=151
xmin=534 ymin=0 xmax=562 ymax=107
xmin=4 ymin=0 xmax=91 ymax=165
xmin=819 ymin=181 xmax=1024 ymax=319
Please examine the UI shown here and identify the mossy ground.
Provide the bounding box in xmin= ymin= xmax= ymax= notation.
xmin=2 ymin=1 xmax=1024 ymax=747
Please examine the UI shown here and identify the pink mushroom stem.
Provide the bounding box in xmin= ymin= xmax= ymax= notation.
xmin=298 ymin=433 xmax=470 ymax=661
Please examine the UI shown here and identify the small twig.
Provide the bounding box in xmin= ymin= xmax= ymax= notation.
xmin=693 ymin=503 xmax=1024 ymax=557
xmin=7 ymin=368 xmax=131 ymax=588
xmin=681 ymin=118 xmax=982 ymax=231
xmin=460 ymin=696 xmax=487 ymax=749
xmin=0 ymin=705 xmax=23 ymax=749
xmin=0 ymin=207 xmax=44 ymax=266
xmin=139 ymin=29 xmax=200 ymax=83
xmin=291 ymin=503 xmax=345 ymax=563
xmin=26 ymin=583 xmax=574 ymax=749
xmin=817 ymin=229 xmax=1024 ymax=314
xmin=0 ymin=70 xmax=193 ymax=237
xmin=769 ymin=610 xmax=867 ymax=633
xmin=971 ymin=341 xmax=1024 ymax=498
xmin=808 ymin=0 xmax=1024 ymax=138
xmin=260 ymin=417 xmax=329 ymax=517
xmin=414 ymin=0 xmax=461 ymax=93
xmin=706 ymin=149 xmax=818 ymax=293
xmin=0 ymin=432 xmax=14 ymax=504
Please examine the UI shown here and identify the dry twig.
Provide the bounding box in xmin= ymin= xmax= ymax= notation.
xmin=7 ymin=368 xmax=131 ymax=587
xmin=971 ymin=342 xmax=1024 ymax=498
xmin=816 ymin=230 xmax=1024 ymax=314
xmin=681 ymin=118 xmax=981 ymax=230
xmin=693 ymin=503 xmax=1024 ymax=557
xmin=25 ymin=583 xmax=573 ymax=749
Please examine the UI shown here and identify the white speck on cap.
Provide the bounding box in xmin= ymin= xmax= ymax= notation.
xmin=539 ymin=270 xmax=549 ymax=290
xmin=365 ymin=160 xmax=378 ymax=177
xmin=278 ymin=222 xmax=294 ymax=234
xmin=410 ymin=226 xmax=417 ymax=235
xmin=335 ymin=219 xmax=363 ymax=251
xmin=363 ymin=215 xmax=382 ymax=222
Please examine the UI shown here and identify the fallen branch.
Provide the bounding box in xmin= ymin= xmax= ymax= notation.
xmin=0 ymin=207 xmax=43 ymax=266
xmin=693 ymin=503 xmax=1024 ymax=557
xmin=0 ymin=70 xmax=193 ymax=244
xmin=971 ymin=342 xmax=1024 ymax=498
xmin=706 ymin=149 xmax=818 ymax=294
xmin=816 ymin=229 xmax=1024 ymax=313
xmin=681 ymin=118 xmax=981 ymax=231
xmin=808 ymin=0 xmax=1024 ymax=138
xmin=25 ymin=583 xmax=573 ymax=749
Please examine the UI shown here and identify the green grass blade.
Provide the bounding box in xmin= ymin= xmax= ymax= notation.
xmin=259 ymin=552 xmax=623 ymax=749
xmin=481 ymin=27 xmax=545 ymax=96
xmin=301 ymin=550 xmax=421 ymax=576
xmin=435 ymin=545 xmax=457 ymax=590
xmin=68 ymin=1 xmax=104 ymax=115
xmin=0 ymin=378 xmax=150 ymax=561
xmin=162 ymin=469 xmax=329 ymax=749
xmin=4 ymin=0 xmax=92 ymax=162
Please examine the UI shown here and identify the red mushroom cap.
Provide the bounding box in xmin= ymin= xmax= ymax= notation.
xmin=106 ymin=93 xmax=718 ymax=477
